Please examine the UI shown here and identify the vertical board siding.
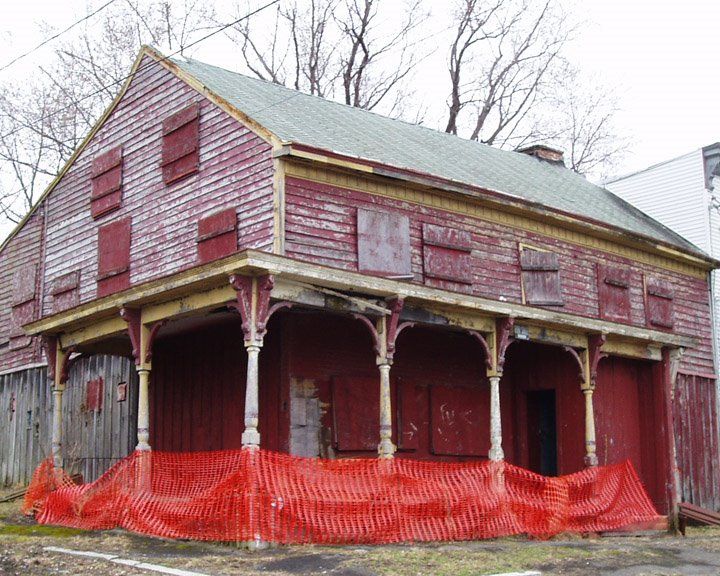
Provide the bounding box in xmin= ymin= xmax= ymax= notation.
xmin=674 ymin=373 xmax=720 ymax=510
xmin=0 ymin=356 xmax=137 ymax=486
xmin=284 ymin=176 xmax=715 ymax=374
xmin=41 ymin=55 xmax=274 ymax=322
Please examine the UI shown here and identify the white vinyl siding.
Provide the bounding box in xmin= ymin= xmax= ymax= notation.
xmin=606 ymin=150 xmax=709 ymax=252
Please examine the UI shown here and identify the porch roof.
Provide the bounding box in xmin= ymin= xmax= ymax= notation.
xmin=23 ymin=249 xmax=695 ymax=355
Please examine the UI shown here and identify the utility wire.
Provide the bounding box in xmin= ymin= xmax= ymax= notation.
xmin=0 ymin=0 xmax=280 ymax=143
xmin=0 ymin=0 xmax=120 ymax=74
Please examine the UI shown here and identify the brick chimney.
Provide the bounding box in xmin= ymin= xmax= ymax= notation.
xmin=517 ymin=144 xmax=565 ymax=165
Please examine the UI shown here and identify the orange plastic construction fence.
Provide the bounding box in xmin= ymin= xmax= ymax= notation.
xmin=24 ymin=449 xmax=664 ymax=544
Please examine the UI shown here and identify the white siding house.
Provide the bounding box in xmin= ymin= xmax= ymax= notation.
xmin=606 ymin=143 xmax=720 ymax=371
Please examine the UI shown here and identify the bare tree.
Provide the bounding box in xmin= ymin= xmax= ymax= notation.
xmin=0 ymin=0 xmax=216 ymax=223
xmin=228 ymin=0 xmax=428 ymax=113
xmin=444 ymin=0 xmax=570 ymax=146
xmin=541 ymin=65 xmax=630 ymax=177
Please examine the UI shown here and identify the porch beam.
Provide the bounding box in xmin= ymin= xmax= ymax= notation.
xmin=24 ymin=251 xmax=696 ymax=353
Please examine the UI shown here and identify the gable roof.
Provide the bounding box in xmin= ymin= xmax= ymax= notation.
xmin=171 ymin=54 xmax=708 ymax=260
xmin=0 ymin=46 xmax=711 ymax=267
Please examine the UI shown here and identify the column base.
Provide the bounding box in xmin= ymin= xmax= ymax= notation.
xmin=377 ymin=439 xmax=396 ymax=459
xmin=242 ymin=428 xmax=261 ymax=448
xmin=488 ymin=447 xmax=505 ymax=462
xmin=584 ymin=453 xmax=599 ymax=467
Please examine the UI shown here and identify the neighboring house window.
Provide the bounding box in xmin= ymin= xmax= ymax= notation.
xmin=422 ymin=223 xmax=473 ymax=284
xmin=97 ymin=218 xmax=131 ymax=297
xmin=597 ymin=264 xmax=631 ymax=323
xmin=10 ymin=264 xmax=37 ymax=349
xmin=645 ymin=277 xmax=674 ymax=329
xmin=91 ymin=146 xmax=123 ymax=218
xmin=196 ymin=208 xmax=238 ymax=263
xmin=519 ymin=246 xmax=563 ymax=306
xmin=161 ymin=103 xmax=199 ymax=185
xmin=356 ymin=208 xmax=412 ymax=277
xmin=51 ymin=271 xmax=80 ymax=313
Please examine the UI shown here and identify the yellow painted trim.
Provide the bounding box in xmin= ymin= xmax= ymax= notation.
xmin=142 ymin=285 xmax=235 ymax=325
xmin=60 ymin=317 xmax=127 ymax=349
xmin=272 ymin=156 xmax=287 ymax=254
xmin=148 ymin=47 xmax=280 ymax=147
xmin=284 ymin=161 xmax=712 ymax=278
xmin=603 ymin=338 xmax=662 ymax=361
xmin=514 ymin=323 xmax=588 ymax=349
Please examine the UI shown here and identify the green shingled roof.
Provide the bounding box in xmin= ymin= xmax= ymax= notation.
xmin=173 ymin=56 xmax=705 ymax=258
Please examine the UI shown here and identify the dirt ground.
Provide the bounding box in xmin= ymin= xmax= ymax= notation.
xmin=3 ymin=495 xmax=720 ymax=576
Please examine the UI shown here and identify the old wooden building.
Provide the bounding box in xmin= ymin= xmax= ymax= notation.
xmin=1 ymin=46 xmax=719 ymax=519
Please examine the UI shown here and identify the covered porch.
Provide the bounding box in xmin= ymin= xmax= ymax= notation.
xmin=25 ymin=250 xmax=691 ymax=518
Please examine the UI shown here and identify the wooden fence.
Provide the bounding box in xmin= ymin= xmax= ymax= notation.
xmin=0 ymin=355 xmax=137 ymax=486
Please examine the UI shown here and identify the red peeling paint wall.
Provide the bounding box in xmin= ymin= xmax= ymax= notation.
xmin=41 ymin=55 xmax=274 ymax=318
xmin=283 ymin=176 xmax=715 ymax=376
xmin=0 ymin=207 xmax=46 ymax=369
xmin=149 ymin=316 xmax=282 ymax=453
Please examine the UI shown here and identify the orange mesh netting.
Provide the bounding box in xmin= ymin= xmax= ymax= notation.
xmin=24 ymin=449 xmax=663 ymax=543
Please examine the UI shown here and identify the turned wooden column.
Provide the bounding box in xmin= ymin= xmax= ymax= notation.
xmin=44 ymin=335 xmax=73 ymax=469
xmin=488 ymin=374 xmax=504 ymax=461
xmin=229 ymin=274 xmax=291 ymax=450
xmin=354 ymin=298 xmax=413 ymax=459
xmin=121 ymin=308 xmax=164 ymax=452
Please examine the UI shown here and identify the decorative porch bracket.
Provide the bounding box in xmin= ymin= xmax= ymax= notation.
xmin=120 ymin=307 xmax=165 ymax=451
xmin=563 ymin=333 xmax=607 ymax=467
xmin=353 ymin=297 xmax=414 ymax=458
xmin=229 ymin=274 xmax=293 ymax=450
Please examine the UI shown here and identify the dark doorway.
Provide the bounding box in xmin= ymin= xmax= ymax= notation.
xmin=526 ymin=390 xmax=558 ymax=476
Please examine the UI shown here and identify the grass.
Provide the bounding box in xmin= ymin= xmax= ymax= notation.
xmin=0 ymin=524 xmax=87 ymax=538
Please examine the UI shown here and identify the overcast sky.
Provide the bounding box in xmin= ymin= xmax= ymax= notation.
xmin=1 ymin=0 xmax=718 ymax=205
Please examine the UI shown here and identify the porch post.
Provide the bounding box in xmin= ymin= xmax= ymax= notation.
xmin=135 ymin=366 xmax=152 ymax=451
xmin=121 ymin=307 xmax=164 ymax=452
xmin=241 ymin=343 xmax=262 ymax=448
xmin=583 ymin=334 xmax=606 ymax=467
xmin=488 ymin=374 xmax=504 ymax=461
xmin=229 ymin=274 xmax=292 ymax=451
xmin=377 ymin=359 xmax=395 ymax=458
xmin=50 ymin=343 xmax=67 ymax=469
xmin=582 ymin=387 xmax=598 ymax=467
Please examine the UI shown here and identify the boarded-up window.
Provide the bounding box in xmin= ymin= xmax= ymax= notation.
xmin=86 ymin=378 xmax=104 ymax=412
xmin=645 ymin=277 xmax=674 ymax=329
xmin=430 ymin=385 xmax=487 ymax=456
xmin=12 ymin=264 xmax=37 ymax=306
xmin=10 ymin=264 xmax=37 ymax=348
xmin=597 ymin=264 xmax=631 ymax=322
xmin=422 ymin=223 xmax=473 ymax=284
xmin=332 ymin=376 xmax=381 ymax=451
xmin=357 ymin=208 xmax=412 ymax=277
xmin=197 ymin=208 xmax=237 ymax=263
xmin=162 ymin=103 xmax=199 ymax=185
xmin=51 ymin=270 xmax=80 ymax=313
xmin=91 ymin=146 xmax=123 ymax=218
xmin=97 ymin=218 xmax=131 ymax=297
xmin=520 ymin=247 xmax=563 ymax=306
